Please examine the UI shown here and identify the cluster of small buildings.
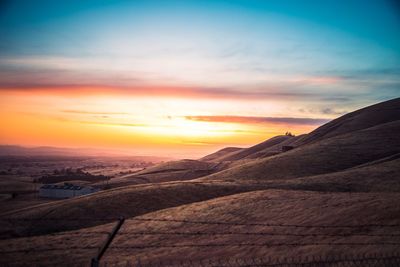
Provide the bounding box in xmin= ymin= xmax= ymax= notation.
xmin=39 ymin=183 xmax=99 ymax=199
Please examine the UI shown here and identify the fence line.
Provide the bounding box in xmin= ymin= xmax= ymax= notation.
xmin=0 ymin=218 xmax=112 ymax=222
xmin=2 ymin=241 xmax=400 ymax=254
xmin=48 ymin=231 xmax=110 ymax=236
xmin=116 ymin=230 xmax=400 ymax=237
xmin=2 ymin=216 xmax=400 ymax=229
xmin=4 ymin=229 xmax=399 ymax=239
xmin=126 ymin=217 xmax=400 ymax=229
xmin=2 ymin=216 xmax=400 ymax=266
xmin=108 ymin=242 xmax=400 ymax=250
xmin=0 ymin=246 xmax=99 ymax=254
xmin=100 ymin=253 xmax=400 ymax=267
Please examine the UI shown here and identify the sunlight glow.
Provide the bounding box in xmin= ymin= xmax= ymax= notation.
xmin=0 ymin=89 xmax=321 ymax=157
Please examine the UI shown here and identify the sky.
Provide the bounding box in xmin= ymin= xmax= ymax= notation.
xmin=0 ymin=0 xmax=399 ymax=158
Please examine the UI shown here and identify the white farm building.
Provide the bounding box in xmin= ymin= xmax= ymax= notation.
xmin=39 ymin=183 xmax=99 ymax=199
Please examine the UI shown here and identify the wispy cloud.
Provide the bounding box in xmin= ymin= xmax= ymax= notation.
xmin=61 ymin=109 xmax=129 ymax=115
xmin=185 ymin=115 xmax=329 ymax=125
xmin=334 ymin=67 xmax=400 ymax=80
xmin=298 ymin=107 xmax=348 ymax=116
xmin=0 ymin=82 xmax=314 ymax=100
xmin=320 ymin=108 xmax=347 ymax=115
xmin=51 ymin=116 xmax=149 ymax=128
xmin=77 ymin=120 xmax=149 ymax=128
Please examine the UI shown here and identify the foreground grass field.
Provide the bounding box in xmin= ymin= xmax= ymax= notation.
xmin=1 ymin=98 xmax=399 ymax=266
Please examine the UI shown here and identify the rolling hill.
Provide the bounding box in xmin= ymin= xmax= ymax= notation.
xmin=276 ymin=156 xmax=400 ymax=192
xmin=0 ymin=180 xmax=263 ymax=238
xmin=214 ymin=135 xmax=293 ymax=161
xmin=291 ymin=97 xmax=400 ymax=146
xmin=200 ymin=147 xmax=243 ymax=162
xmin=201 ymin=98 xmax=400 ymax=182
xmin=100 ymin=189 xmax=400 ymax=264
xmin=243 ymin=134 xmax=305 ymax=159
xmin=1 ymin=98 xmax=399 ymax=266
xmin=1 ymin=189 xmax=399 ymax=266
xmin=99 ymin=159 xmax=231 ymax=188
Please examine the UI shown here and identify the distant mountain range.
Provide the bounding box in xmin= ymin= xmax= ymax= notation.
xmin=0 ymin=145 xmax=84 ymax=157
xmin=0 ymin=145 xmax=169 ymax=162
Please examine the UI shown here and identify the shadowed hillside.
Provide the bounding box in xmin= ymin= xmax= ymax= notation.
xmin=276 ymin=156 xmax=400 ymax=192
xmin=201 ymin=147 xmax=243 ymax=162
xmin=201 ymin=99 xmax=400 ymax=182
xmin=1 ymin=98 xmax=400 ymax=266
xmin=98 ymin=98 xmax=400 ymax=190
xmin=0 ymin=181 xmax=263 ymax=238
xmin=215 ymin=135 xmax=293 ymax=161
xmin=226 ymin=156 xmax=400 ymax=193
xmin=99 ymin=159 xmax=231 ymax=188
xmin=243 ymin=134 xmax=305 ymax=159
xmin=2 ymin=189 xmax=399 ymax=266
xmin=101 ymin=189 xmax=400 ymax=264
xmin=292 ymin=98 xmax=400 ymax=146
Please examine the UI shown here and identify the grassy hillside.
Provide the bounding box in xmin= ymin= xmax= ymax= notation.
xmin=276 ymin=157 xmax=400 ymax=192
xmin=1 ymin=98 xmax=399 ymax=266
xmin=102 ymin=189 xmax=400 ymax=264
xmin=217 ymin=135 xmax=292 ymax=161
xmin=5 ymin=155 xmax=399 ymax=240
xmin=2 ymin=189 xmax=399 ymax=266
xmin=292 ymin=97 xmax=400 ymax=146
xmin=0 ymin=181 xmax=263 ymax=238
xmin=244 ymin=134 xmax=305 ymax=159
xmin=100 ymin=159 xmax=231 ymax=188
xmin=201 ymin=147 xmax=243 ymax=162
xmin=202 ymin=120 xmax=400 ymax=182
xmin=225 ymin=156 xmax=400 ymax=193
xmin=105 ymin=98 xmax=400 ymax=188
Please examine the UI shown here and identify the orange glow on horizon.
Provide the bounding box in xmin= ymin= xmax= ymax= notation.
xmin=0 ymin=88 xmax=323 ymax=158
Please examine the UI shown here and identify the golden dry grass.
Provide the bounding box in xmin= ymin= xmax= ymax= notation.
xmin=201 ymin=147 xmax=243 ymax=162
xmin=1 ymin=98 xmax=399 ymax=266
xmin=100 ymin=189 xmax=400 ymax=264
xmin=0 ymin=180 xmax=264 ymax=238
xmin=216 ymin=135 xmax=292 ymax=161
xmin=1 ymin=189 xmax=399 ymax=266
xmin=102 ymin=159 xmax=232 ymax=188
xmin=275 ymin=157 xmax=400 ymax=192
xmin=209 ymin=157 xmax=400 ymax=193
xmin=201 ymin=121 xmax=400 ymax=182
xmin=292 ymin=97 xmax=400 ymax=146
xmin=245 ymin=134 xmax=305 ymax=159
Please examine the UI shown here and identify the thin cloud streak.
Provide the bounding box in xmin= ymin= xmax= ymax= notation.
xmin=61 ymin=110 xmax=129 ymax=115
xmin=77 ymin=120 xmax=263 ymax=134
xmin=76 ymin=121 xmax=149 ymax=128
xmin=0 ymin=83 xmax=348 ymax=102
xmin=185 ymin=115 xmax=329 ymax=126
xmin=51 ymin=116 xmax=264 ymax=134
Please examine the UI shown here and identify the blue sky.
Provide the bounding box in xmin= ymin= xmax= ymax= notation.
xmin=1 ymin=1 xmax=399 ymax=105
xmin=0 ymin=0 xmax=399 ymax=155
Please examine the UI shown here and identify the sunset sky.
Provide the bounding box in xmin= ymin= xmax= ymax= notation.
xmin=0 ymin=0 xmax=399 ymax=158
